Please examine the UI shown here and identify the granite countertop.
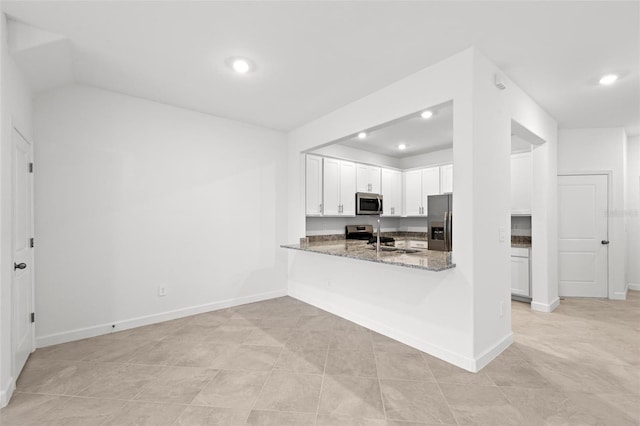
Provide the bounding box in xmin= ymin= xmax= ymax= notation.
xmin=511 ymin=243 xmax=532 ymax=249
xmin=281 ymin=239 xmax=455 ymax=272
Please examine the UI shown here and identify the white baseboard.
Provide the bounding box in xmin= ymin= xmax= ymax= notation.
xmin=289 ymin=286 xmax=484 ymax=372
xmin=36 ymin=289 xmax=287 ymax=348
xmin=628 ymin=283 xmax=640 ymax=291
xmin=474 ymin=333 xmax=513 ymax=372
xmin=611 ymin=290 xmax=628 ymax=300
xmin=531 ymin=297 xmax=560 ymax=313
xmin=0 ymin=376 xmax=16 ymax=408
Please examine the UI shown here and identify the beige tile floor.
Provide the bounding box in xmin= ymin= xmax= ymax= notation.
xmin=1 ymin=293 xmax=638 ymax=425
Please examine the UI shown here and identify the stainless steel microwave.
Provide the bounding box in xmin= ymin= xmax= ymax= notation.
xmin=356 ymin=192 xmax=383 ymax=215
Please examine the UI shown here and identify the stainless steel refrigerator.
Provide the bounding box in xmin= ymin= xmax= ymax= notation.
xmin=427 ymin=194 xmax=452 ymax=252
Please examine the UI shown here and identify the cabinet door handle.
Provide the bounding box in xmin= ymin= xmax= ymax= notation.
xmin=319 ymin=204 xmax=322 ymax=214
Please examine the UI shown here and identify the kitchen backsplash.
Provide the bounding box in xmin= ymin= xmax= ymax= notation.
xmin=306 ymin=216 xmax=429 ymax=236
xmin=511 ymin=215 xmax=531 ymax=236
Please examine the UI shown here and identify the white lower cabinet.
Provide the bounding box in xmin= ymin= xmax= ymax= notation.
xmin=511 ymin=247 xmax=531 ymax=297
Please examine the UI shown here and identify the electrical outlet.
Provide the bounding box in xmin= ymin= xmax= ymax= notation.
xmin=499 ymin=227 xmax=506 ymax=242
xmin=158 ymin=285 xmax=167 ymax=297
xmin=499 ymin=301 xmax=505 ymax=317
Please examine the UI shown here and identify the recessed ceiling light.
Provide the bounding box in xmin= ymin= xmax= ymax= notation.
xmin=398 ymin=143 xmax=407 ymax=150
xmin=358 ymin=132 xmax=367 ymax=139
xmin=226 ymin=57 xmax=256 ymax=74
xmin=599 ymin=74 xmax=618 ymax=85
xmin=420 ymin=110 xmax=433 ymax=119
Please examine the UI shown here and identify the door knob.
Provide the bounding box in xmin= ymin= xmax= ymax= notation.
xmin=601 ymin=240 xmax=610 ymax=245
xmin=14 ymin=262 xmax=26 ymax=270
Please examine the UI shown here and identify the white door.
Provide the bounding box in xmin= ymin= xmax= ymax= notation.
xmin=558 ymin=174 xmax=608 ymax=297
xmin=323 ymin=158 xmax=341 ymax=215
xmin=12 ymin=128 xmax=34 ymax=379
xmin=305 ymin=155 xmax=323 ymax=216
xmin=339 ymin=160 xmax=356 ymax=215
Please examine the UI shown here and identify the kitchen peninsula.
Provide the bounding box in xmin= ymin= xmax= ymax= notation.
xmin=281 ymin=238 xmax=454 ymax=271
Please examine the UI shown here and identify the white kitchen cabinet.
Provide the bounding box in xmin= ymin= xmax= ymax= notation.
xmin=323 ymin=158 xmax=356 ymax=216
xmin=440 ymin=164 xmax=453 ymax=194
xmin=511 ymin=247 xmax=531 ymax=297
xmin=381 ymin=168 xmax=402 ymax=216
xmin=404 ymin=167 xmax=440 ymax=216
xmin=511 ymin=151 xmax=532 ymax=214
xmin=305 ymin=155 xmax=323 ymax=216
xmin=404 ymin=169 xmax=423 ymax=216
xmin=356 ymin=164 xmax=381 ymax=194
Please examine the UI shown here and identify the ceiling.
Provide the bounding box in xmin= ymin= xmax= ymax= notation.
xmin=2 ymin=1 xmax=638 ymax=135
xmin=339 ymin=101 xmax=453 ymax=158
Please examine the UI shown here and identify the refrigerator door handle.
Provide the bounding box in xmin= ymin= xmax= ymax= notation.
xmin=447 ymin=211 xmax=452 ymax=251
xmin=443 ymin=211 xmax=448 ymax=250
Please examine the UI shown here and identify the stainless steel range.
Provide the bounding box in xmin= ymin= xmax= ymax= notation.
xmin=345 ymin=225 xmax=395 ymax=245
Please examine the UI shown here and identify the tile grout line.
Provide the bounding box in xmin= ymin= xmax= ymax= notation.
xmin=240 ymin=342 xmax=284 ymax=425
xmin=421 ymin=352 xmax=461 ymax=426
xmin=312 ymin=326 xmax=332 ymax=426
xmin=371 ymin=330 xmax=389 ymax=423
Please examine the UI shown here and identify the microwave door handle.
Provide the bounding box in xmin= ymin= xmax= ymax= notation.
xmin=378 ymin=196 xmax=383 ymax=214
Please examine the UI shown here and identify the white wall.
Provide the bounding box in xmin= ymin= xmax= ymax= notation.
xmin=287 ymin=48 xmax=517 ymax=372
xmin=558 ymin=128 xmax=628 ymax=299
xmin=0 ymin=13 xmax=34 ymax=407
xmin=399 ymin=147 xmax=453 ymax=170
xmin=507 ymin=81 xmax=559 ymax=313
xmin=310 ymin=144 xmax=401 ymax=169
xmin=626 ymin=136 xmax=639 ymax=289
xmin=33 ymin=85 xmax=288 ymax=346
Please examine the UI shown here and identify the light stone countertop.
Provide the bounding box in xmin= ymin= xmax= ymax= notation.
xmin=281 ymin=239 xmax=455 ymax=272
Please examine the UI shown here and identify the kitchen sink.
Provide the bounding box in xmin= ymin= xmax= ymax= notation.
xmin=367 ymin=246 xmax=421 ymax=254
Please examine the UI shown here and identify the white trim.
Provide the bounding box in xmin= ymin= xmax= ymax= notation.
xmin=531 ymin=297 xmax=560 ymax=313
xmin=611 ymin=291 xmax=627 ymax=300
xmin=474 ymin=333 xmax=513 ymax=372
xmin=36 ymin=289 xmax=287 ymax=348
xmin=0 ymin=376 xmax=16 ymax=408
xmin=289 ymin=286 xmax=493 ymax=373
xmin=628 ymin=284 xmax=640 ymax=291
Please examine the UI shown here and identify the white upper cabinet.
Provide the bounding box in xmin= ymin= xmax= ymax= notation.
xmin=305 ymin=155 xmax=323 ymax=216
xmin=340 ymin=160 xmax=356 ymax=215
xmin=323 ymin=158 xmax=356 ymax=216
xmin=404 ymin=169 xmax=424 ymax=216
xmin=381 ymin=168 xmax=402 ymax=216
xmin=440 ymin=164 xmax=453 ymax=194
xmin=404 ymin=166 xmax=440 ymax=216
xmin=356 ymin=164 xmax=381 ymax=194
xmin=511 ymin=151 xmax=532 ymax=214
